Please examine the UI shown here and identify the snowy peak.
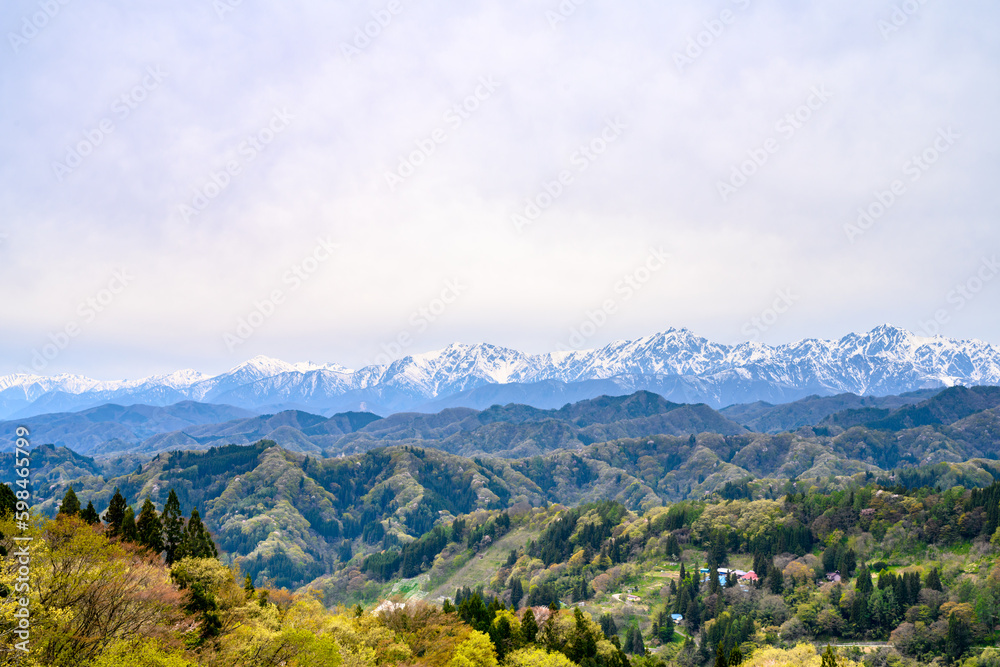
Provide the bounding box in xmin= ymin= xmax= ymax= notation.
xmin=3 ymin=326 xmax=1000 ymax=419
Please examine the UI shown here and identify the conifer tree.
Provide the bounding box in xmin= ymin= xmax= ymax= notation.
xmin=80 ymin=501 xmax=100 ymax=525
xmin=926 ymin=567 xmax=943 ymax=592
xmin=510 ymin=578 xmax=523 ymax=609
xmin=162 ymin=489 xmax=185 ymax=564
xmin=244 ymin=574 xmax=256 ymax=601
xmin=822 ymin=645 xmax=837 ymax=667
xmin=104 ymin=488 xmax=128 ymax=537
xmin=58 ymin=487 xmax=80 ymax=517
xmin=178 ymin=508 xmax=218 ymax=559
xmin=856 ymin=564 xmax=874 ymax=597
xmin=715 ymin=645 xmax=729 ymax=667
xmin=522 ymin=607 xmax=539 ymax=643
xmin=121 ymin=506 xmax=138 ymax=542
xmin=136 ymin=498 xmax=164 ymax=554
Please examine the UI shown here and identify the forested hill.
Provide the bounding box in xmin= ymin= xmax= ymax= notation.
xmin=17 ymin=425 xmax=1000 ymax=593
xmin=12 ymin=459 xmax=1000 ymax=667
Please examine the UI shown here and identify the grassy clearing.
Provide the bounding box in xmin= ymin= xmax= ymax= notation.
xmin=426 ymin=527 xmax=539 ymax=601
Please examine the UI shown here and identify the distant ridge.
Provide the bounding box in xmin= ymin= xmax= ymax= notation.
xmin=3 ymin=325 xmax=999 ymax=418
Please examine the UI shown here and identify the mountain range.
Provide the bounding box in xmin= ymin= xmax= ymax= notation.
xmin=3 ymin=324 xmax=1000 ymax=420
xmin=11 ymin=383 xmax=1000 ymax=592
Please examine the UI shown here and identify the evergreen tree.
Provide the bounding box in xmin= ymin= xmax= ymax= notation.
xmin=730 ymin=645 xmax=743 ymax=666
xmin=946 ymin=613 xmax=971 ymax=663
xmin=568 ymin=608 xmax=598 ymax=663
xmin=856 ymin=564 xmax=873 ymax=597
xmin=162 ymin=489 xmax=185 ymax=564
xmin=80 ymin=501 xmax=100 ymax=525
xmin=767 ymin=566 xmax=783 ymax=594
xmin=522 ymin=607 xmax=538 ymax=644
xmin=178 ymin=508 xmax=218 ymax=559
xmin=926 ymin=567 xmax=943 ymax=592
xmin=600 ymin=613 xmax=618 ymax=640
xmin=244 ymin=574 xmax=256 ymax=600
xmin=710 ymin=565 xmax=721 ymax=594
xmin=624 ymin=625 xmax=645 ymax=655
xmin=58 ymin=486 xmax=80 ymax=517
xmin=822 ymin=645 xmax=837 ymax=667
xmin=136 ymin=498 xmax=164 ymax=554
xmin=0 ymin=484 xmax=16 ymax=516
xmin=104 ymin=488 xmax=127 ymax=538
xmin=715 ymin=645 xmax=728 ymax=667
xmin=121 ymin=507 xmax=138 ymax=542
xmin=510 ymin=578 xmax=523 ymax=608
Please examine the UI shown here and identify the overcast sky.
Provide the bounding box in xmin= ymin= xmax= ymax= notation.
xmin=1 ymin=0 xmax=998 ymax=379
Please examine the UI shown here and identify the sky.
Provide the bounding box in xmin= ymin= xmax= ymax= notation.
xmin=1 ymin=0 xmax=999 ymax=379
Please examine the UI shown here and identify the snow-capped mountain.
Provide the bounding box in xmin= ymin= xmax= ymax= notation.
xmin=2 ymin=325 xmax=1000 ymax=419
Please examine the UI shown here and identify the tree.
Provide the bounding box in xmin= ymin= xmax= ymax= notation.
xmin=926 ymin=567 xmax=943 ymax=592
xmin=450 ymin=629 xmax=499 ymax=667
xmin=822 ymin=645 xmax=837 ymax=667
xmin=510 ymin=578 xmax=524 ymax=609
xmin=659 ymin=616 xmax=675 ymax=644
xmin=178 ymin=508 xmax=218 ymax=560
xmin=121 ymin=507 xmax=138 ymax=542
xmin=162 ymin=489 xmax=185 ymax=564
xmin=567 ymin=608 xmax=598 ymax=663
xmin=28 ymin=516 xmax=182 ymax=666
xmin=104 ymin=488 xmax=128 ymax=538
xmin=946 ymin=612 xmax=971 ymax=663
xmin=505 ymin=648 xmax=576 ymax=667
xmin=715 ymin=645 xmax=728 ymax=667
xmin=244 ymin=574 xmax=256 ymax=600
xmin=136 ymin=498 xmax=164 ymax=555
xmin=80 ymin=501 xmax=100 ymax=525
xmin=855 ymin=564 xmax=873 ymax=597
xmin=522 ymin=608 xmax=539 ymax=644
xmin=600 ymin=613 xmax=618 ymax=639
xmin=730 ymin=645 xmax=744 ymax=666
xmin=768 ymin=566 xmax=783 ymax=594
xmin=0 ymin=483 xmax=16 ymax=516
xmin=624 ymin=625 xmax=645 ymax=654
xmin=58 ymin=487 xmax=81 ymax=517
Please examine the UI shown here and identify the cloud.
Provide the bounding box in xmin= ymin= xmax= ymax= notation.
xmin=1 ymin=0 xmax=998 ymax=377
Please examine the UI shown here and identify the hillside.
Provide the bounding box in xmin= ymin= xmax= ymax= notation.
xmin=720 ymin=390 xmax=941 ymax=433
xmin=11 ymin=466 xmax=1000 ymax=667
xmin=2 ymin=391 xmax=746 ymax=458
xmin=25 ymin=425 xmax=1000 ymax=597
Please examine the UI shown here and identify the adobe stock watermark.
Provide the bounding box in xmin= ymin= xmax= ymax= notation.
xmin=8 ymin=0 xmax=71 ymax=54
xmin=18 ymin=269 xmax=134 ymax=374
xmin=556 ymin=247 xmax=670 ymax=351
xmin=512 ymin=116 xmax=627 ymax=233
xmin=223 ymin=236 xmax=340 ymax=351
xmin=546 ymin=0 xmax=588 ymax=30
xmin=878 ymin=0 xmax=932 ymax=40
xmin=11 ymin=426 xmax=32 ymax=653
xmin=843 ymin=126 xmax=959 ymax=244
xmin=741 ymin=289 xmax=799 ymax=341
xmin=371 ymin=279 xmax=468 ymax=365
xmin=211 ymin=0 xmax=245 ymax=20
xmin=384 ymin=77 xmax=501 ymax=192
xmin=340 ymin=0 xmax=411 ymax=61
xmin=178 ymin=108 xmax=293 ymax=223
xmin=52 ymin=66 xmax=168 ymax=182
xmin=716 ymin=85 xmax=833 ymax=203
xmin=674 ymin=0 xmax=752 ymax=74
xmin=917 ymin=255 xmax=999 ymax=337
